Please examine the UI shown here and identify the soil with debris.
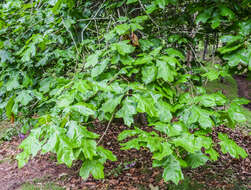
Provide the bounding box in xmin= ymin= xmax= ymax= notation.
xmin=0 ymin=137 xmax=72 ymax=190
xmin=235 ymin=75 xmax=251 ymax=110
xmin=0 ymin=122 xmax=250 ymax=190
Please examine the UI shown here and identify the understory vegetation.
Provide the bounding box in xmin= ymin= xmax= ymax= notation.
xmin=0 ymin=0 xmax=250 ymax=185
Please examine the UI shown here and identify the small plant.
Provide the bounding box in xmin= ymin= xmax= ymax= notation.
xmin=1 ymin=127 xmax=18 ymax=141
xmin=166 ymin=177 xmax=205 ymax=190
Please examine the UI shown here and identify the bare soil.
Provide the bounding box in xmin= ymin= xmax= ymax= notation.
xmin=235 ymin=75 xmax=251 ymax=110
xmin=0 ymin=137 xmax=72 ymax=190
xmin=0 ymin=123 xmax=250 ymax=190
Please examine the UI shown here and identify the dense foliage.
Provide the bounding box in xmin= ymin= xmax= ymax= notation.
xmin=0 ymin=0 xmax=250 ymax=184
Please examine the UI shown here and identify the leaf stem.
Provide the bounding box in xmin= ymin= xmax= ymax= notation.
xmin=97 ymin=111 xmax=115 ymax=145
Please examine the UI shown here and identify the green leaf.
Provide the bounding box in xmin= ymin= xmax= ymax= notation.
xmin=211 ymin=16 xmax=220 ymax=29
xmin=198 ymin=109 xmax=214 ymax=129
xmin=112 ymin=41 xmax=135 ymax=56
xmin=155 ymin=100 xmax=172 ymax=123
xmin=16 ymin=151 xmax=30 ymax=168
xmin=126 ymin=0 xmax=138 ymax=4
xmin=39 ymin=78 xmax=52 ymax=93
xmin=134 ymin=94 xmax=158 ymax=117
xmin=195 ymin=136 xmax=212 ymax=149
xmin=196 ymin=9 xmax=212 ymax=24
xmin=120 ymin=55 xmax=134 ymax=65
xmin=97 ymin=146 xmax=117 ymax=161
xmin=157 ymin=0 xmax=166 ymax=9
xmin=141 ymin=65 xmax=157 ymax=84
xmin=21 ymin=44 xmax=36 ymax=62
xmin=218 ymin=133 xmax=247 ymax=158
xmin=197 ymin=95 xmax=216 ymax=107
xmin=220 ymin=35 xmax=242 ymax=44
xmin=227 ymin=103 xmax=246 ymax=123
xmin=57 ymin=92 xmax=74 ymax=108
xmin=224 ymin=52 xmax=245 ymax=67
xmin=91 ymin=59 xmax=108 ymax=78
xmin=146 ymin=137 xmax=162 ymax=152
xmin=67 ymin=121 xmax=99 ymax=140
xmin=212 ymin=93 xmax=226 ymax=105
xmin=120 ymin=138 xmax=142 ymax=150
xmin=171 ymin=133 xmax=200 ymax=153
xmin=218 ymin=44 xmax=242 ymax=54
xmin=81 ymin=139 xmax=97 ymax=160
xmin=181 ymin=106 xmax=214 ymax=129
xmin=153 ymin=142 xmax=172 ymax=160
xmin=220 ymin=5 xmax=235 ymax=19
xmin=205 ymin=147 xmax=219 ymax=161
xmin=146 ymin=2 xmax=157 ymax=14
xmin=164 ymin=48 xmax=185 ymax=61
xmin=101 ymin=95 xmax=123 ymax=113
xmin=185 ymin=152 xmax=208 ymax=168
xmin=134 ymin=55 xmax=153 ymax=65
xmin=70 ymin=103 xmax=96 ymax=116
xmin=57 ymin=147 xmax=75 ymax=167
xmin=6 ymin=77 xmax=20 ymax=91
xmin=18 ymin=128 xmax=42 ymax=165
xmin=80 ymin=160 xmax=104 ymax=179
xmin=6 ymin=96 xmax=15 ymax=119
xmin=85 ymin=51 xmax=101 ymax=68
xmin=154 ymin=155 xmax=184 ymax=185
xmin=131 ymin=16 xmax=148 ymax=23
xmin=15 ymin=91 xmax=33 ymax=106
xmin=118 ymin=129 xmax=139 ymax=141
xmin=159 ymin=56 xmax=179 ymax=68
xmin=115 ymin=23 xmax=130 ymax=35
xmin=115 ymin=97 xmax=137 ymax=126
xmin=180 ymin=106 xmax=200 ymax=125
xmin=42 ymin=133 xmax=58 ymax=154
xmin=157 ymin=60 xmax=176 ymax=82
xmin=0 ymin=50 xmax=12 ymax=63
xmin=202 ymin=69 xmax=220 ymax=81
xmin=153 ymin=122 xmax=186 ymax=137
xmin=139 ymin=39 xmax=154 ymax=51
xmin=232 ymin=98 xmax=250 ymax=105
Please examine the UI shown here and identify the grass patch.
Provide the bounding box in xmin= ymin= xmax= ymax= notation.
xmin=0 ymin=121 xmax=11 ymax=144
xmin=165 ymin=177 xmax=205 ymax=190
xmin=206 ymin=76 xmax=251 ymax=128
xmin=21 ymin=182 xmax=64 ymax=190
xmin=206 ymin=76 xmax=238 ymax=100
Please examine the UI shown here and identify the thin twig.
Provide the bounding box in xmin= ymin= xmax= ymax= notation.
xmin=62 ymin=18 xmax=80 ymax=56
xmin=188 ymin=43 xmax=208 ymax=72
xmin=62 ymin=18 xmax=81 ymax=74
xmin=81 ymin=0 xmax=106 ymax=42
xmin=97 ymin=112 xmax=115 ymax=145
xmin=94 ymin=19 xmax=100 ymax=48
xmin=138 ymin=0 xmax=160 ymax=30
xmin=78 ymin=18 xmax=110 ymax=22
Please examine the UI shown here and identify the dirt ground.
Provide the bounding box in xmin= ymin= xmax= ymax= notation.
xmin=0 ymin=137 xmax=72 ymax=190
xmin=235 ymin=75 xmax=251 ymax=110
xmin=0 ymin=123 xmax=250 ymax=190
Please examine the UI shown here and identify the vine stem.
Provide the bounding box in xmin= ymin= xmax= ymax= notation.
xmin=138 ymin=0 xmax=160 ymax=30
xmin=81 ymin=0 xmax=106 ymax=42
xmin=97 ymin=111 xmax=115 ymax=145
xmin=62 ymin=18 xmax=80 ymax=56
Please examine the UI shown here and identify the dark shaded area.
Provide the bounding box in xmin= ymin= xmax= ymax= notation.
xmin=235 ymin=75 xmax=251 ymax=110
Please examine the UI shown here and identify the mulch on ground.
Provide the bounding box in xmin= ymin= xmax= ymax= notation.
xmin=0 ymin=121 xmax=250 ymax=190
